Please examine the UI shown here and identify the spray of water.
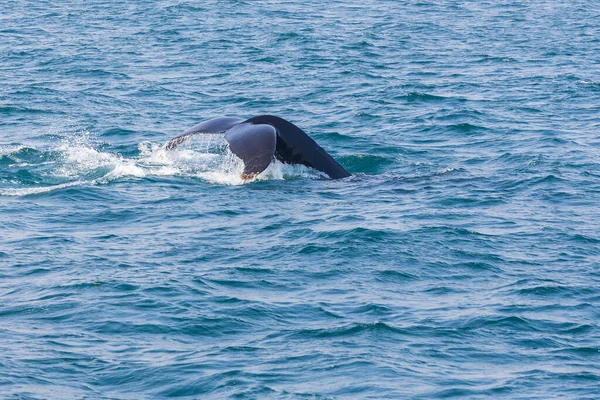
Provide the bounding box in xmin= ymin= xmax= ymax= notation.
xmin=0 ymin=130 xmax=325 ymax=196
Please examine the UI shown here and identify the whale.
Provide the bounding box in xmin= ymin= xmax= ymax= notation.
xmin=165 ymin=115 xmax=351 ymax=180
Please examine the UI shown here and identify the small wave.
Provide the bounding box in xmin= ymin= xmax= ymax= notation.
xmin=445 ymin=123 xmax=489 ymax=133
xmin=0 ymin=105 xmax=55 ymax=115
xmin=436 ymin=167 xmax=456 ymax=175
xmin=0 ymin=181 xmax=85 ymax=196
xmin=396 ymin=92 xmax=468 ymax=103
xmin=578 ymin=79 xmax=600 ymax=87
xmin=0 ymin=144 xmax=26 ymax=156
xmin=289 ymin=321 xmax=404 ymax=339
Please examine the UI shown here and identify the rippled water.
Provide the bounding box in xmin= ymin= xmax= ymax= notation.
xmin=2 ymin=1 xmax=600 ymax=398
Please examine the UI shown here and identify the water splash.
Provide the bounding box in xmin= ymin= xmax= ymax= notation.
xmin=0 ymin=131 xmax=326 ymax=196
xmin=56 ymin=132 xmax=145 ymax=181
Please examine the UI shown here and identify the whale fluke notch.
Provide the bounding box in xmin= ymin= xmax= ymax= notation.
xmin=165 ymin=115 xmax=351 ymax=180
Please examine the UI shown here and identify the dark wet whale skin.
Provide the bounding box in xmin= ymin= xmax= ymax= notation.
xmin=166 ymin=115 xmax=351 ymax=179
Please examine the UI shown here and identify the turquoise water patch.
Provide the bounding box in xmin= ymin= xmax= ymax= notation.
xmin=2 ymin=1 xmax=600 ymax=398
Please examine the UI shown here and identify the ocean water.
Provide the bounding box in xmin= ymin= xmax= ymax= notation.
xmin=1 ymin=0 xmax=600 ymax=398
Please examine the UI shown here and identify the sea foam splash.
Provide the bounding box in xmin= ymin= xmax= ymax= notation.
xmin=0 ymin=131 xmax=326 ymax=196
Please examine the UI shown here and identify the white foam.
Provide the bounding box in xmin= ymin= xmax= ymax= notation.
xmin=2 ymin=132 xmax=328 ymax=196
xmin=194 ymin=154 xmax=326 ymax=185
xmin=149 ymin=166 xmax=180 ymax=176
xmin=102 ymin=163 xmax=146 ymax=181
xmin=0 ymin=145 xmax=25 ymax=156
xmin=195 ymin=150 xmax=246 ymax=185
xmin=56 ymin=132 xmax=120 ymax=178
xmin=437 ymin=167 xmax=456 ymax=175
xmin=258 ymin=161 xmax=327 ymax=181
xmin=138 ymin=141 xmax=172 ymax=165
xmin=56 ymin=132 xmax=159 ymax=182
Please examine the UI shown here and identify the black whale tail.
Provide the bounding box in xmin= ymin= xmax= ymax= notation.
xmin=165 ymin=115 xmax=351 ymax=180
xmin=243 ymin=115 xmax=351 ymax=180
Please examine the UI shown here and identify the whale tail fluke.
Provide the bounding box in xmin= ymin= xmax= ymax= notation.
xmin=165 ymin=115 xmax=350 ymax=180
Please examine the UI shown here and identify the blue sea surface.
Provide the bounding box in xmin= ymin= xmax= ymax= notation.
xmin=1 ymin=1 xmax=600 ymax=398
